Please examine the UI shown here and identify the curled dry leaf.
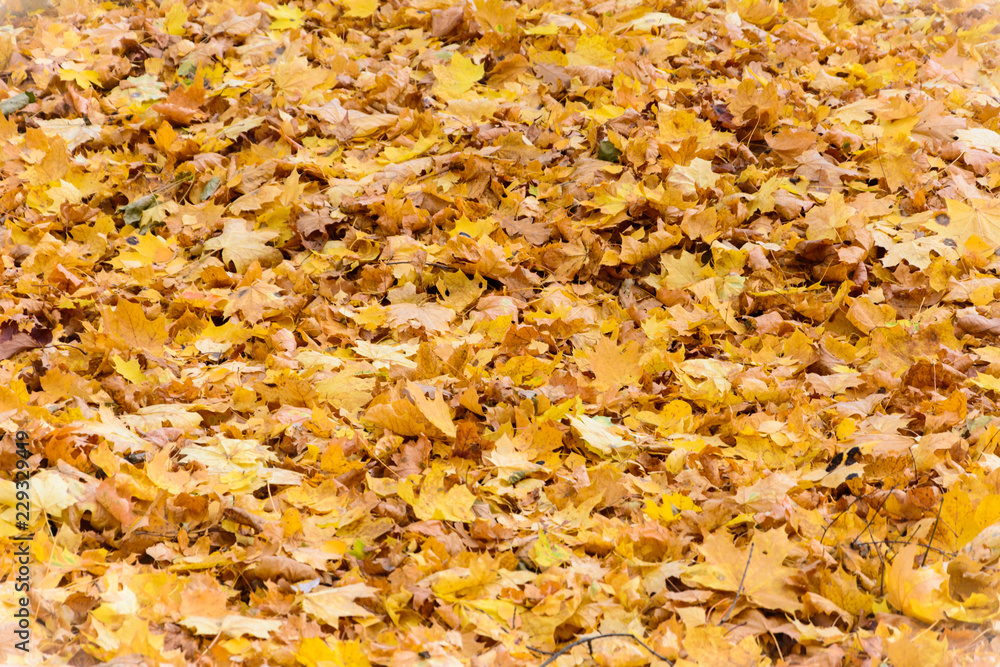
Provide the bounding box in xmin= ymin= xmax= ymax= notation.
xmin=957 ymin=314 xmax=1000 ymax=335
xmin=247 ymin=556 xmax=318 ymax=583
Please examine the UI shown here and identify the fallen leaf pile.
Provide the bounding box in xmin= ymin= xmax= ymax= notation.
xmin=2 ymin=0 xmax=1000 ymax=664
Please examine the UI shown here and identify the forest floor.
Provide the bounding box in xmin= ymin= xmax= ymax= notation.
xmin=3 ymin=0 xmax=1000 ymax=664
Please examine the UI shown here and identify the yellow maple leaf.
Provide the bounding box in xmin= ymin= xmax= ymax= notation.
xmin=668 ymin=158 xmax=719 ymax=197
xmin=111 ymin=355 xmax=147 ymax=384
xmin=102 ymin=300 xmax=168 ymax=354
xmin=569 ymin=415 xmax=633 ymax=456
xmin=386 ymin=302 xmax=455 ymax=333
xmin=531 ymin=530 xmax=572 ymax=567
xmin=266 ymin=4 xmax=305 ymax=30
xmin=408 ymin=383 xmax=456 ymax=438
xmin=885 ymin=544 xmax=961 ymax=624
xmin=925 ymin=198 xmax=1000 ymax=250
xmin=660 ymin=250 xmax=709 ymax=289
xmin=344 ymin=0 xmax=378 ymax=18
xmin=567 ymin=35 xmax=616 ymax=68
xmin=111 ymin=233 xmax=175 ymax=270
xmin=473 ymin=0 xmax=517 ymax=34
xmin=202 ymin=219 xmax=282 ymax=272
xmin=351 ymin=340 xmax=418 ymax=370
xmin=58 ymin=63 xmax=101 ymax=90
xmin=432 ymin=53 xmax=484 ymax=99
xmin=315 ymin=369 xmax=375 ymax=418
xmin=380 ymin=134 xmax=438 ymax=163
xmin=164 ymin=2 xmax=188 ymax=35
xmin=436 ymin=270 xmax=486 ymax=311
xmin=398 ymin=466 xmax=476 ymax=521
xmin=682 ymin=529 xmax=803 ymax=613
xmin=729 ymin=0 xmax=778 ymax=25
xmin=296 ymin=638 xmax=371 ymax=667
xmin=584 ymin=336 xmax=642 ymax=392
xmin=222 ymin=281 xmax=284 ymax=324
xmin=485 ymin=433 xmax=542 ymax=478
xmin=870 ymin=320 xmax=960 ymax=377
xmin=179 ymin=436 xmax=277 ymax=472
xmin=364 ymin=399 xmax=435 ymax=437
xmin=180 ymin=615 xmax=281 ymax=638
xmin=302 ymin=583 xmax=378 ymax=624
xmin=645 ymin=492 xmax=701 ymax=523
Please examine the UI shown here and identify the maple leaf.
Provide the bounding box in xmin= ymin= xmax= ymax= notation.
xmin=885 ymin=545 xmax=967 ymax=624
xmin=202 ymin=219 xmax=282 ymax=272
xmin=0 ymin=321 xmax=51 ymax=360
xmin=386 ymin=302 xmax=456 ymax=333
xmin=398 ymin=466 xmax=476 ymax=521
xmin=302 ymin=583 xmax=378 ymax=625
xmin=344 ymin=0 xmax=378 ymax=18
xmin=58 ymin=62 xmax=101 ymax=90
xmin=925 ymin=198 xmax=1000 ymax=250
xmin=181 ymin=616 xmax=282 ymax=639
xmin=296 ymin=638 xmax=371 ymax=667
xmin=315 ymin=369 xmax=375 ymax=417
xmin=102 ymin=300 xmax=168 ymax=355
xmin=668 ymin=158 xmax=720 ymax=197
xmin=584 ymin=336 xmax=643 ymax=393
xmin=179 ymin=436 xmax=277 ymax=470
xmin=569 ymin=415 xmax=634 ymax=457
xmin=408 ymin=383 xmax=457 ymax=438
xmin=485 ymin=433 xmax=542 ymax=479
xmin=659 ymin=250 xmax=709 ymax=289
xmin=351 ymin=340 xmax=418 ymax=370
xmin=266 ymin=4 xmax=305 ymax=30
xmin=682 ymin=530 xmax=803 ymax=613
xmin=151 ymin=73 xmax=206 ymax=125
xmin=432 ymin=53 xmax=484 ymax=99
xmin=223 ymin=280 xmax=284 ymax=324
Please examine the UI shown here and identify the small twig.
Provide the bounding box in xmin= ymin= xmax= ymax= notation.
xmin=723 ymin=621 xmax=749 ymax=637
xmin=852 ymin=540 xmax=956 ymax=559
xmin=820 ymin=494 xmax=863 ymax=545
xmin=198 ymin=629 xmax=224 ymax=662
xmin=849 ymin=486 xmax=898 ymax=551
xmin=150 ymin=172 xmax=194 ymax=195
xmin=719 ymin=543 xmax=754 ymax=625
xmin=530 ymin=633 xmax=672 ymax=667
xmin=871 ymin=136 xmax=886 ymax=192
xmin=922 ymin=495 xmax=945 ymax=567
xmin=40 ymin=342 xmax=86 ymax=355
xmin=381 ymin=259 xmax=459 ymax=272
xmin=819 ymin=486 xmax=897 ymax=546
xmin=864 ymin=519 xmax=888 ymax=597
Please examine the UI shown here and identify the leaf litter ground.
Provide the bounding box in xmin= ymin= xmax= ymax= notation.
xmin=2 ymin=0 xmax=1000 ymax=664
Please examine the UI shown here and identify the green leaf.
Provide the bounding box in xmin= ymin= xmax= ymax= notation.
xmin=350 ymin=539 xmax=366 ymax=559
xmin=118 ymin=194 xmax=158 ymax=226
xmin=200 ymin=176 xmax=221 ymax=202
xmin=597 ymin=139 xmax=621 ymax=163
xmin=1 ymin=92 xmax=35 ymax=118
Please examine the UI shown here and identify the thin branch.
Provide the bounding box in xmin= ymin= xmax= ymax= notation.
xmin=40 ymin=342 xmax=86 ymax=355
xmin=823 ymin=485 xmax=899 ymax=547
xmin=922 ymin=495 xmax=945 ymax=567
xmin=719 ymin=543 xmax=754 ymax=625
xmin=849 ymin=486 xmax=898 ymax=551
xmin=852 ymin=540 xmax=956 ymax=559
xmin=381 ymin=259 xmax=460 ymax=272
xmin=530 ymin=633 xmax=672 ymax=667
xmin=864 ymin=519 xmax=888 ymax=597
xmin=821 ymin=494 xmax=861 ymax=546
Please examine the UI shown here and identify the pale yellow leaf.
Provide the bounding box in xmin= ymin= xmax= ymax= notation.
xmin=302 ymin=583 xmax=378 ymax=624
